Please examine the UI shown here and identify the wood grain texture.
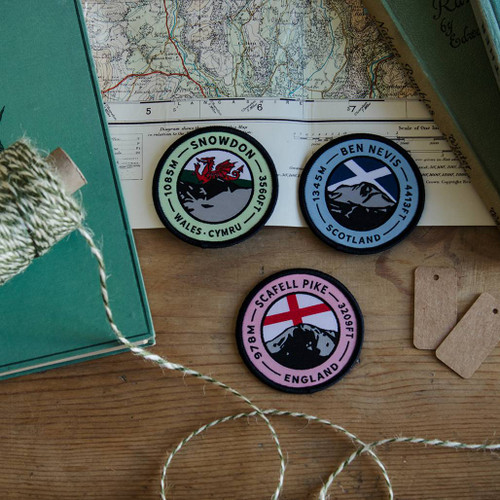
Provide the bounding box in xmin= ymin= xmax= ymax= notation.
xmin=1 ymin=226 xmax=500 ymax=500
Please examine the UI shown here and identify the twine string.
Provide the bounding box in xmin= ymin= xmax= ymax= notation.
xmin=157 ymin=407 xmax=500 ymax=500
xmin=79 ymin=224 xmax=287 ymax=500
xmin=319 ymin=436 xmax=500 ymax=500
xmin=161 ymin=409 xmax=394 ymax=500
xmin=0 ymin=140 xmax=285 ymax=499
xmin=1 ymin=140 xmax=499 ymax=500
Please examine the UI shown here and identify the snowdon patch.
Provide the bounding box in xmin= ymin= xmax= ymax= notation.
xmin=299 ymin=133 xmax=424 ymax=254
xmin=236 ymin=269 xmax=363 ymax=393
xmin=153 ymin=126 xmax=277 ymax=248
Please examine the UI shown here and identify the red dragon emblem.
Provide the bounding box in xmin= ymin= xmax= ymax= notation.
xmin=194 ymin=157 xmax=244 ymax=184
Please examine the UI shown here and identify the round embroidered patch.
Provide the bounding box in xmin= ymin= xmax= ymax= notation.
xmin=236 ymin=269 xmax=363 ymax=393
xmin=299 ymin=133 xmax=425 ymax=254
xmin=153 ymin=127 xmax=278 ymax=248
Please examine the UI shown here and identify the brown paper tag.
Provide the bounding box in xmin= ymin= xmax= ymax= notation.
xmin=46 ymin=148 xmax=87 ymax=194
xmin=413 ymin=267 xmax=457 ymax=350
xmin=436 ymin=293 xmax=500 ymax=378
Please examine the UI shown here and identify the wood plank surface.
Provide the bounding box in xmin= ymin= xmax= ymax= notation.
xmin=1 ymin=226 xmax=500 ymax=500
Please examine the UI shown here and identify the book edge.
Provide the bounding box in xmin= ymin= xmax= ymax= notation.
xmin=0 ymin=337 xmax=154 ymax=380
xmin=471 ymin=0 xmax=500 ymax=88
xmin=73 ymin=0 xmax=156 ymax=337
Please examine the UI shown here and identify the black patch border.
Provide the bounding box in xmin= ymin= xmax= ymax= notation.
xmin=152 ymin=126 xmax=278 ymax=248
xmin=236 ymin=268 xmax=364 ymax=394
xmin=299 ymin=133 xmax=425 ymax=255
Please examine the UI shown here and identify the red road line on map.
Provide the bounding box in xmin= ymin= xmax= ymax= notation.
xmin=102 ymin=70 xmax=189 ymax=94
xmin=101 ymin=2 xmax=206 ymax=97
xmin=162 ymin=0 xmax=206 ymax=97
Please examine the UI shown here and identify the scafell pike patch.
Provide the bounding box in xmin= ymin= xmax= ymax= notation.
xmin=299 ymin=133 xmax=424 ymax=254
xmin=236 ymin=269 xmax=364 ymax=393
xmin=153 ymin=126 xmax=277 ymax=248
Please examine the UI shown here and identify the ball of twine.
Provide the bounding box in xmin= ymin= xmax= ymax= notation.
xmin=1 ymin=139 xmax=498 ymax=500
xmin=0 ymin=140 xmax=83 ymax=285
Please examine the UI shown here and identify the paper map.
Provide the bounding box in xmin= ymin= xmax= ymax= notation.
xmin=83 ymin=0 xmax=493 ymax=228
xmin=84 ymin=0 xmax=414 ymax=102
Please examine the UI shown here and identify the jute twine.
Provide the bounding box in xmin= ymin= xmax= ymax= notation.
xmin=1 ymin=139 xmax=499 ymax=499
xmin=0 ymin=141 xmax=83 ymax=285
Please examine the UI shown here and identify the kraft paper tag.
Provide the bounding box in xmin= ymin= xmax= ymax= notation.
xmin=413 ymin=267 xmax=457 ymax=350
xmin=46 ymin=148 xmax=87 ymax=194
xmin=436 ymin=293 xmax=500 ymax=378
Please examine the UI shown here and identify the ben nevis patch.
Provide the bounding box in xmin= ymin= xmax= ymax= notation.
xmin=236 ymin=269 xmax=363 ymax=393
xmin=299 ymin=133 xmax=425 ymax=254
xmin=153 ymin=126 xmax=278 ymax=248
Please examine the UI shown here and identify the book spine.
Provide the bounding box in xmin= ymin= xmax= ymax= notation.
xmin=363 ymin=0 xmax=500 ymax=227
xmin=471 ymin=0 xmax=500 ymax=89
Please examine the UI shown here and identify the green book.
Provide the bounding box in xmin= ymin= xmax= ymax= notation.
xmin=471 ymin=0 xmax=500 ymax=88
xmin=0 ymin=0 xmax=154 ymax=379
xmin=363 ymin=0 xmax=500 ymax=227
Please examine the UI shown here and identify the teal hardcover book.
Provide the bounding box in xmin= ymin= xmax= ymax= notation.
xmin=472 ymin=0 xmax=500 ymax=88
xmin=0 ymin=0 xmax=154 ymax=379
xmin=363 ymin=0 xmax=500 ymax=226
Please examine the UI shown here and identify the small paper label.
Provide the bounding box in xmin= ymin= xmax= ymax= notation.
xmin=413 ymin=267 xmax=457 ymax=350
xmin=436 ymin=293 xmax=500 ymax=378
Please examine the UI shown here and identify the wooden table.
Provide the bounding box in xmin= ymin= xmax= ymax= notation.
xmin=2 ymin=226 xmax=500 ymax=499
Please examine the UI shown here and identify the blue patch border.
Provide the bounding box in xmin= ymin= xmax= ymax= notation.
xmin=299 ymin=133 xmax=425 ymax=254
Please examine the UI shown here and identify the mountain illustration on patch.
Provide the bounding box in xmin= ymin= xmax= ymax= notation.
xmin=327 ymin=181 xmax=397 ymax=231
xmin=178 ymin=157 xmax=252 ymax=223
xmin=265 ymin=323 xmax=338 ymax=370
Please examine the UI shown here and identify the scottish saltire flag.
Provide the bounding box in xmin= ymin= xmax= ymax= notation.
xmin=327 ymin=157 xmax=399 ymax=202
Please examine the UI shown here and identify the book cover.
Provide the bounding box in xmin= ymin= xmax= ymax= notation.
xmin=362 ymin=0 xmax=500 ymax=227
xmin=471 ymin=0 xmax=500 ymax=88
xmin=0 ymin=0 xmax=154 ymax=379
